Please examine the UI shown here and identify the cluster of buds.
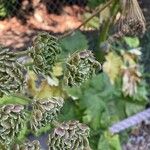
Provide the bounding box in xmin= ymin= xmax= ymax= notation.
xmin=0 ymin=104 xmax=28 ymax=145
xmin=0 ymin=46 xmax=25 ymax=97
xmin=13 ymin=140 xmax=41 ymax=150
xmin=64 ymin=50 xmax=101 ymax=86
xmin=29 ymin=32 xmax=62 ymax=75
xmin=48 ymin=120 xmax=91 ymax=150
xmin=0 ymin=32 xmax=94 ymax=149
xmin=30 ymin=97 xmax=64 ymax=132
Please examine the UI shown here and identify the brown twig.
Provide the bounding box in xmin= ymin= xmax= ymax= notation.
xmin=59 ymin=0 xmax=113 ymax=39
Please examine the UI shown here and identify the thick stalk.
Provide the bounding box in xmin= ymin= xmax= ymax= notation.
xmin=14 ymin=49 xmax=31 ymax=57
xmin=95 ymin=0 xmax=120 ymax=62
xmin=11 ymin=93 xmax=32 ymax=104
xmin=99 ymin=0 xmax=119 ymax=42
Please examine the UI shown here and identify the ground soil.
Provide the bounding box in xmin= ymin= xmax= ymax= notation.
xmin=0 ymin=0 xmax=150 ymax=51
xmin=0 ymin=3 xmax=84 ymax=50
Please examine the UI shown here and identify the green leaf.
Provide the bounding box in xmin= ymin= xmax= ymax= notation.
xmin=34 ymin=124 xmax=52 ymax=137
xmin=125 ymin=101 xmax=145 ymax=117
xmin=133 ymin=81 xmax=148 ymax=102
xmin=67 ymin=73 xmax=115 ymax=130
xmin=65 ymin=86 xmax=82 ymax=100
xmin=16 ymin=124 xmax=29 ymax=142
xmin=59 ymin=31 xmax=88 ymax=57
xmin=89 ymin=133 xmax=100 ymax=150
xmin=98 ymin=131 xmax=122 ymax=150
xmin=88 ymin=0 xmax=105 ymax=8
xmin=0 ymin=95 xmax=29 ymax=106
xmin=83 ymin=12 xmax=100 ymax=29
xmin=82 ymin=95 xmax=106 ymax=130
xmin=58 ymin=99 xmax=81 ymax=122
xmin=123 ymin=37 xmax=140 ymax=48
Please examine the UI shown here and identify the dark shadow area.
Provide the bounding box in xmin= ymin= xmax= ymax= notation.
xmin=14 ymin=0 xmax=34 ymax=24
xmin=43 ymin=0 xmax=87 ymax=14
xmin=139 ymin=0 xmax=150 ymax=27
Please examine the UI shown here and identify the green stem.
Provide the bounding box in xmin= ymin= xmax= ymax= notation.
xmin=14 ymin=49 xmax=31 ymax=57
xmin=23 ymin=61 xmax=34 ymax=67
xmin=100 ymin=0 xmax=119 ymax=42
xmin=95 ymin=0 xmax=120 ymax=62
xmin=11 ymin=93 xmax=32 ymax=104
xmin=52 ymin=120 xmax=60 ymax=127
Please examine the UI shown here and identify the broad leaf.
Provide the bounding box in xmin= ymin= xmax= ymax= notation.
xmin=123 ymin=37 xmax=140 ymax=48
xmin=66 ymin=73 xmax=115 ymax=130
xmin=0 ymin=95 xmax=29 ymax=106
xmin=59 ymin=31 xmax=88 ymax=57
xmin=125 ymin=101 xmax=145 ymax=117
xmin=98 ymin=131 xmax=122 ymax=150
xmin=88 ymin=0 xmax=105 ymax=8
xmin=103 ymin=52 xmax=123 ymax=84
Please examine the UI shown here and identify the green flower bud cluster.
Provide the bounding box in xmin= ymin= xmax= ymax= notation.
xmin=0 ymin=104 xmax=28 ymax=145
xmin=0 ymin=33 xmax=97 ymax=149
xmin=64 ymin=50 xmax=101 ymax=86
xmin=30 ymin=32 xmax=62 ymax=75
xmin=30 ymin=97 xmax=64 ymax=132
xmin=48 ymin=120 xmax=91 ymax=150
xmin=0 ymin=46 xmax=25 ymax=97
xmin=13 ymin=140 xmax=41 ymax=150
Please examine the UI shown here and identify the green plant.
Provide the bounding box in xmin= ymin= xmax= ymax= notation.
xmin=0 ymin=31 xmax=148 ymax=149
xmin=0 ymin=0 xmax=148 ymax=149
xmin=0 ymin=32 xmax=101 ymax=149
xmin=0 ymin=46 xmax=25 ymax=97
xmin=88 ymin=0 xmax=106 ymax=8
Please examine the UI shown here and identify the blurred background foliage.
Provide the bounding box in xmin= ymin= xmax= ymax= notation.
xmin=0 ymin=0 xmax=17 ymax=18
xmin=87 ymin=0 xmax=106 ymax=8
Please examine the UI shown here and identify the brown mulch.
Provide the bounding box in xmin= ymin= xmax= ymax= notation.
xmin=0 ymin=0 xmax=150 ymax=51
xmin=0 ymin=3 xmax=84 ymax=50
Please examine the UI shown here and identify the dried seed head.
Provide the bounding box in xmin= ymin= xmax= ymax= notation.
xmin=109 ymin=0 xmax=146 ymax=43
xmin=120 ymin=0 xmax=146 ymax=35
xmin=0 ymin=46 xmax=26 ymax=97
xmin=48 ymin=121 xmax=91 ymax=150
xmin=30 ymin=97 xmax=64 ymax=132
xmin=0 ymin=104 xmax=28 ymax=145
xmin=30 ymin=32 xmax=62 ymax=75
xmin=64 ymin=50 xmax=101 ymax=86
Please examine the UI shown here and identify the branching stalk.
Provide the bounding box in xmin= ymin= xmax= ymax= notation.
xmin=95 ymin=0 xmax=120 ymax=62
xmin=14 ymin=49 xmax=31 ymax=57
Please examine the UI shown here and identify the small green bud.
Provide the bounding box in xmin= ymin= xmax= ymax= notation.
xmin=0 ymin=46 xmax=25 ymax=97
xmin=0 ymin=104 xmax=28 ymax=145
xmin=30 ymin=32 xmax=62 ymax=75
xmin=64 ymin=50 xmax=101 ymax=86
xmin=13 ymin=140 xmax=41 ymax=150
xmin=30 ymin=97 xmax=64 ymax=132
xmin=48 ymin=120 xmax=91 ymax=150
